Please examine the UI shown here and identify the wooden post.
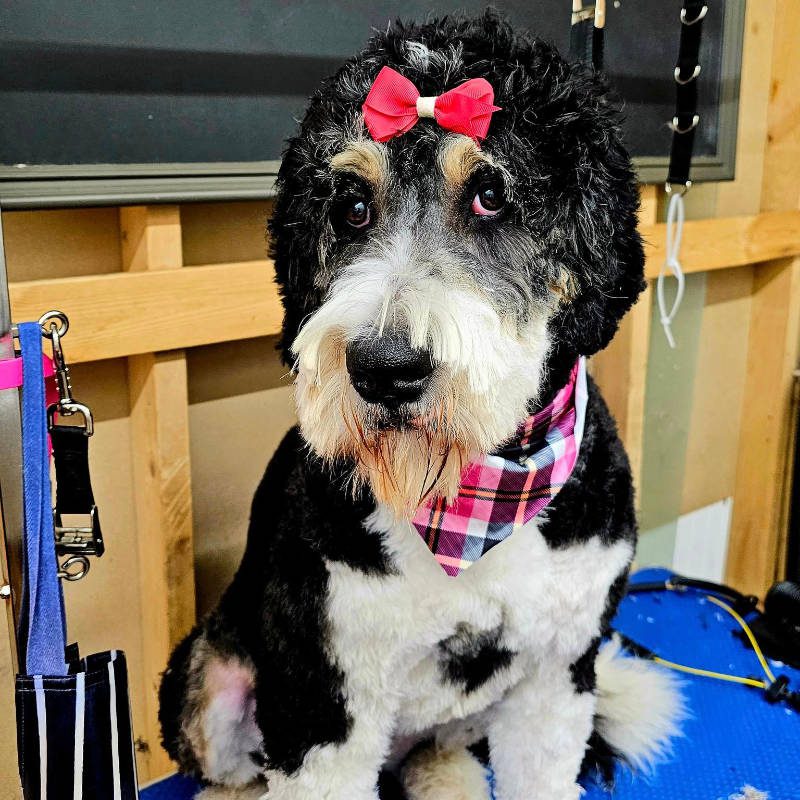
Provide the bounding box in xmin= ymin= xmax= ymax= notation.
xmin=120 ymin=206 xmax=195 ymax=781
xmin=725 ymin=1 xmax=800 ymax=597
xmin=591 ymin=184 xmax=658 ymax=496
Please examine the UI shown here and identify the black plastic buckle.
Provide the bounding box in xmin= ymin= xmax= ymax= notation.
xmin=765 ymin=675 xmax=792 ymax=704
xmin=53 ymin=504 xmax=105 ymax=557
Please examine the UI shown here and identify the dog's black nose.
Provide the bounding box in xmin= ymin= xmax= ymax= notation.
xmin=346 ymin=332 xmax=434 ymax=408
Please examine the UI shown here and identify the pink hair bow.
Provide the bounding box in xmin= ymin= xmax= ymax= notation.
xmin=362 ymin=66 xmax=501 ymax=143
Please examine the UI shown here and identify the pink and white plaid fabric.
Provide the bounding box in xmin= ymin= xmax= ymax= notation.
xmin=412 ymin=357 xmax=588 ymax=576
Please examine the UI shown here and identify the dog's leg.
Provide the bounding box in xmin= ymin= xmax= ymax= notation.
xmin=160 ymin=627 xmax=265 ymax=790
xmin=487 ymin=661 xmax=595 ymax=800
xmin=402 ymin=744 xmax=490 ymax=800
xmin=263 ymin=698 xmax=397 ymax=800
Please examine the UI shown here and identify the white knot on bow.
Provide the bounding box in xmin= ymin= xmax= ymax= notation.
xmin=415 ymin=96 xmax=437 ymax=119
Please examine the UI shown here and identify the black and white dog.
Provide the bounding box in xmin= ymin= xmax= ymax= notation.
xmin=160 ymin=13 xmax=681 ymax=800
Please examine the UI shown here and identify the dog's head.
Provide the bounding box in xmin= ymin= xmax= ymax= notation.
xmin=270 ymin=13 xmax=645 ymax=516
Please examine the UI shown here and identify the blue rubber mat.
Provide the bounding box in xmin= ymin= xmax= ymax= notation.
xmin=142 ymin=568 xmax=800 ymax=800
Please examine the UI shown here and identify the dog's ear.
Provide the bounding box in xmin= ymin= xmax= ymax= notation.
xmin=492 ymin=39 xmax=646 ymax=362
xmin=269 ymin=123 xmax=334 ymax=366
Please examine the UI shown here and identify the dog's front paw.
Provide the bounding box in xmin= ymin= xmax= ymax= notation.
xmin=403 ymin=745 xmax=491 ymax=800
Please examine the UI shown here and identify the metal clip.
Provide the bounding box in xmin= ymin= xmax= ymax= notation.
xmin=57 ymin=555 xmax=90 ymax=582
xmin=669 ymin=114 xmax=700 ymax=134
xmin=665 ymin=180 xmax=692 ymax=197
xmin=40 ymin=311 xmax=94 ymax=436
xmin=54 ymin=505 xmax=104 ymax=557
xmin=680 ymin=5 xmax=708 ymax=25
xmin=674 ymin=64 xmax=701 ymax=85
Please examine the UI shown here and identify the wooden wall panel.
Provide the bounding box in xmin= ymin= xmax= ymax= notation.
xmin=8 ymin=262 xmax=282 ymax=364
xmin=726 ymin=0 xmax=800 ymax=596
xmin=2 ymin=207 xmax=121 ymax=281
xmin=122 ymin=206 xmax=195 ymax=781
xmin=0 ymin=597 xmax=18 ymax=800
xmin=681 ymin=267 xmax=754 ymax=514
xmin=180 ymin=200 xmax=273 ymax=266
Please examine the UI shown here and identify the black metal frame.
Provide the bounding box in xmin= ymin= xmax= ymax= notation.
xmin=0 ymin=208 xmax=24 ymax=668
xmin=0 ymin=0 xmax=746 ymax=209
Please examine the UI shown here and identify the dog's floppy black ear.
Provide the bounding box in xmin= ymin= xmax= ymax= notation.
xmin=545 ymin=72 xmax=645 ymax=363
xmin=269 ymin=120 xmax=333 ymax=366
xmin=491 ymin=39 xmax=646 ymax=365
xmin=545 ymin=118 xmax=646 ymax=362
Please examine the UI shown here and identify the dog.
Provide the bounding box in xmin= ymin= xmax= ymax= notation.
xmin=159 ymin=13 xmax=682 ymax=800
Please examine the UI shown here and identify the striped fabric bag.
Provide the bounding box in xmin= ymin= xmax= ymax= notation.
xmin=14 ymin=322 xmax=139 ymax=800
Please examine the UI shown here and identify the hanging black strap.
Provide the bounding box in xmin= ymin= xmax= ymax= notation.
xmin=667 ymin=1 xmax=708 ymax=189
xmin=569 ymin=1 xmax=605 ymax=72
xmin=51 ymin=425 xmax=104 ymax=557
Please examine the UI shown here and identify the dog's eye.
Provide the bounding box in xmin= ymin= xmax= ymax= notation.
xmin=471 ymin=182 xmax=505 ymax=216
xmin=344 ymin=198 xmax=372 ymax=229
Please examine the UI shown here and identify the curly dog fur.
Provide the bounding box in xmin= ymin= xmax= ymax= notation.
xmin=159 ymin=12 xmax=682 ymax=800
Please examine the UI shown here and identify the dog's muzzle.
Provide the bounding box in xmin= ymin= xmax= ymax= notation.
xmin=345 ymin=331 xmax=434 ymax=409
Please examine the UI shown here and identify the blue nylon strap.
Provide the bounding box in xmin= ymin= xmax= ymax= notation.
xmin=19 ymin=322 xmax=67 ymax=676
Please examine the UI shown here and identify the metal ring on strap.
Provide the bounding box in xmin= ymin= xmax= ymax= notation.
xmin=669 ymin=114 xmax=700 ymax=134
xmin=674 ymin=64 xmax=701 ymax=85
xmin=665 ymin=180 xmax=693 ymax=197
xmin=680 ymin=5 xmax=708 ymax=25
xmin=38 ymin=309 xmax=69 ymax=338
xmin=58 ymin=555 xmax=91 ymax=582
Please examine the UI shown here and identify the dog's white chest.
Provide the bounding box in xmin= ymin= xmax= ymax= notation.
xmin=324 ymin=507 xmax=633 ymax=740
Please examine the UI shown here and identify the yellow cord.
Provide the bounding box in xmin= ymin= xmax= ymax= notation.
xmin=652 ymin=656 xmax=766 ymax=689
xmin=646 ymin=590 xmax=776 ymax=691
xmin=704 ymin=594 xmax=776 ymax=684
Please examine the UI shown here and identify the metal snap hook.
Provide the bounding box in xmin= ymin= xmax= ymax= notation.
xmin=674 ymin=64 xmax=701 ymax=85
xmin=58 ymin=555 xmax=90 ymax=581
xmin=38 ymin=310 xmax=69 ymax=339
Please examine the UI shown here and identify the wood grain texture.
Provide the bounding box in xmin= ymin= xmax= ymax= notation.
xmin=726 ymin=0 xmax=800 ymax=597
xmin=8 ymin=209 xmax=799 ymax=366
xmin=640 ymin=209 xmax=800 ymax=278
xmin=121 ymin=206 xmax=194 ymax=781
xmin=680 ymin=267 xmax=755 ymax=515
xmin=120 ymin=205 xmax=183 ymax=272
xmin=0 ymin=533 xmax=19 ymax=799
xmin=9 ymin=260 xmax=281 ymax=363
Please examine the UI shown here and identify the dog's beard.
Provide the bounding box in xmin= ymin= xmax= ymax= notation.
xmin=292 ymin=307 xmax=553 ymax=518
xmin=292 ymin=335 xmax=464 ymax=516
xmin=290 ymin=243 xmax=555 ymax=517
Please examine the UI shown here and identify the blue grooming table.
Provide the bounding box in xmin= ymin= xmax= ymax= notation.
xmin=142 ymin=569 xmax=800 ymax=800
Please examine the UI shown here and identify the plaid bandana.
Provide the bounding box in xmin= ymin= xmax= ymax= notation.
xmin=411 ymin=357 xmax=588 ymax=576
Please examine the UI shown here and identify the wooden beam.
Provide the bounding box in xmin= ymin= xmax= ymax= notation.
xmin=591 ymin=185 xmax=657 ymax=496
xmin=640 ymin=209 xmax=800 ymax=279
xmin=6 ymin=207 xmax=800 ymax=367
xmin=121 ymin=206 xmax=194 ymax=781
xmin=726 ymin=1 xmax=800 ymax=597
xmin=9 ymin=260 xmax=281 ymax=363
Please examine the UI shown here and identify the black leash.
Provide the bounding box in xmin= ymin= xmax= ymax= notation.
xmin=569 ymin=1 xmax=606 ymax=72
xmin=667 ymin=0 xmax=707 ymax=192
xmin=39 ymin=312 xmax=105 ymax=573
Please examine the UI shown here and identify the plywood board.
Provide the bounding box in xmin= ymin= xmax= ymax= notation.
xmin=9 ymin=261 xmax=281 ymax=363
xmin=181 ymin=200 xmax=273 ymax=266
xmin=681 ymin=267 xmax=754 ymax=514
xmin=2 ymin=207 xmax=122 ymax=281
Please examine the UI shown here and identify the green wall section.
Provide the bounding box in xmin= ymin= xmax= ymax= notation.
xmin=636 ymin=271 xmax=707 ymax=566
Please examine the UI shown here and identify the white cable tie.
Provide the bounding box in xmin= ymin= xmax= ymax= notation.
xmin=657 ymin=190 xmax=686 ymax=349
